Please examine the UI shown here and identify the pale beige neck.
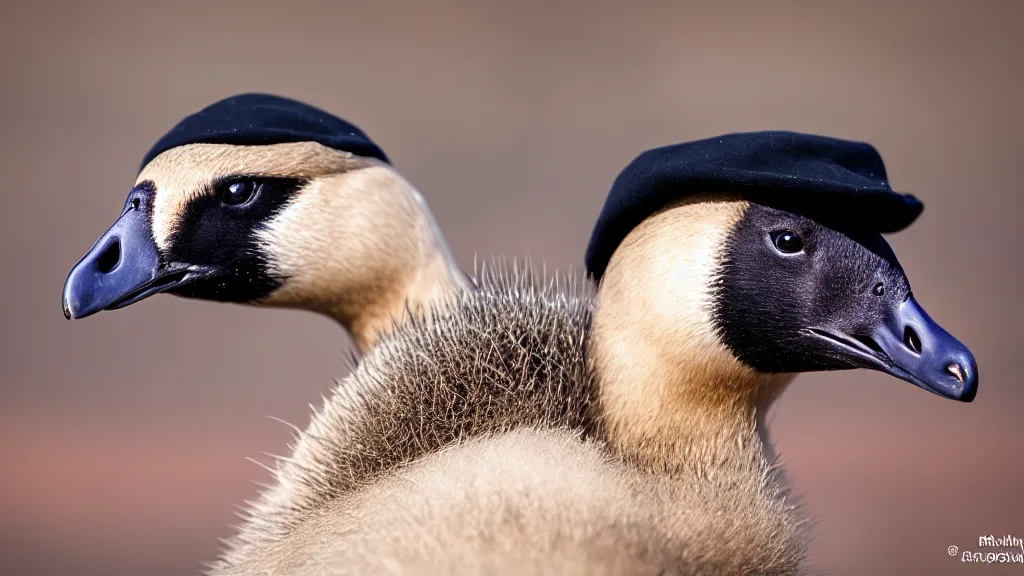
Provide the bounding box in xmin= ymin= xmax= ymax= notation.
xmin=592 ymin=311 xmax=792 ymax=474
xmin=327 ymin=173 xmax=467 ymax=352
xmin=589 ymin=198 xmax=793 ymax=474
xmin=347 ymin=247 xmax=463 ymax=352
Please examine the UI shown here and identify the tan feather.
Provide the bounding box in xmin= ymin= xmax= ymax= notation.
xmin=212 ymin=205 xmax=808 ymax=576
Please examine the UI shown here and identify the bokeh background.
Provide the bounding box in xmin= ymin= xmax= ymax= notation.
xmin=2 ymin=1 xmax=1021 ymax=574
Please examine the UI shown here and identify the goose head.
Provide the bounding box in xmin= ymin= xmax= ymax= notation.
xmin=587 ymin=132 xmax=977 ymax=453
xmin=712 ymin=203 xmax=976 ymax=401
xmin=62 ymin=94 xmax=465 ymax=351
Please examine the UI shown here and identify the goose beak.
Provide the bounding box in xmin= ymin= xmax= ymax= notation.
xmin=809 ymin=296 xmax=978 ymax=402
xmin=62 ymin=206 xmax=199 ymax=319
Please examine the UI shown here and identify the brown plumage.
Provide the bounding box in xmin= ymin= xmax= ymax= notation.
xmin=212 ymin=200 xmax=808 ymax=576
xmin=66 ymin=138 xmax=969 ymax=574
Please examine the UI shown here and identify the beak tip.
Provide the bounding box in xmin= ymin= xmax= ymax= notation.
xmin=959 ymin=384 xmax=977 ymax=403
xmin=942 ymin=361 xmax=977 ymax=402
xmin=61 ymin=283 xmax=74 ymax=320
xmin=957 ymin=362 xmax=978 ymax=403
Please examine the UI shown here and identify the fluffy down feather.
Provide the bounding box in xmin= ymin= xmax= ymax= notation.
xmin=210 ymin=262 xmax=805 ymax=576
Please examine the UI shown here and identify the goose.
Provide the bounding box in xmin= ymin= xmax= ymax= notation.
xmin=208 ymin=132 xmax=977 ymax=575
xmin=62 ymin=93 xmax=467 ymax=351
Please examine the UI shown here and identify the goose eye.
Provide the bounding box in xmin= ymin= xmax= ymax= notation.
xmin=222 ymin=180 xmax=256 ymax=205
xmin=771 ymin=229 xmax=804 ymax=254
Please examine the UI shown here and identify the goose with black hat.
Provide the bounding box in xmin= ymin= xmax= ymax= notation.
xmin=62 ymin=93 xmax=467 ymax=351
xmin=206 ymin=131 xmax=977 ymax=575
xmin=586 ymin=130 xmax=973 ymax=403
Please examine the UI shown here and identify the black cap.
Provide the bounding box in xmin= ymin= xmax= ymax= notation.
xmin=139 ymin=93 xmax=389 ymax=172
xmin=585 ymin=131 xmax=924 ymax=281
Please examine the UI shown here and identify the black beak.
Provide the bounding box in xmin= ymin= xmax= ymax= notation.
xmin=809 ymin=296 xmax=978 ymax=402
xmin=62 ymin=205 xmax=202 ymax=319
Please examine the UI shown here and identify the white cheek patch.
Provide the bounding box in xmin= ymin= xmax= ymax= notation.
xmin=254 ymin=170 xmax=395 ymax=306
xmin=620 ymin=200 xmax=749 ymax=358
xmin=255 ymin=180 xmax=325 ymax=282
xmin=253 ymin=166 xmax=432 ymax=320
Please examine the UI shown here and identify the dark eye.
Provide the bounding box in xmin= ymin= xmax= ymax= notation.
xmin=222 ymin=180 xmax=257 ymax=205
xmin=771 ymin=229 xmax=804 ymax=254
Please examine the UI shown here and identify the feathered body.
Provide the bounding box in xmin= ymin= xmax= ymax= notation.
xmin=62 ymin=123 xmax=974 ymax=576
xmin=212 ymin=261 xmax=806 ymax=576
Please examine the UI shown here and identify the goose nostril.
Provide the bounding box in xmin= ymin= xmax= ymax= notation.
xmin=946 ymin=363 xmax=966 ymax=384
xmin=903 ymin=326 xmax=922 ymax=354
xmin=97 ymin=238 xmax=121 ymax=273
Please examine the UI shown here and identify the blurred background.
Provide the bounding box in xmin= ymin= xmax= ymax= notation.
xmin=1 ymin=1 xmax=1021 ymax=574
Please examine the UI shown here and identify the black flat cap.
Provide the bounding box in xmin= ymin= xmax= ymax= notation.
xmin=140 ymin=93 xmax=389 ymax=172
xmin=585 ymin=131 xmax=924 ymax=280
